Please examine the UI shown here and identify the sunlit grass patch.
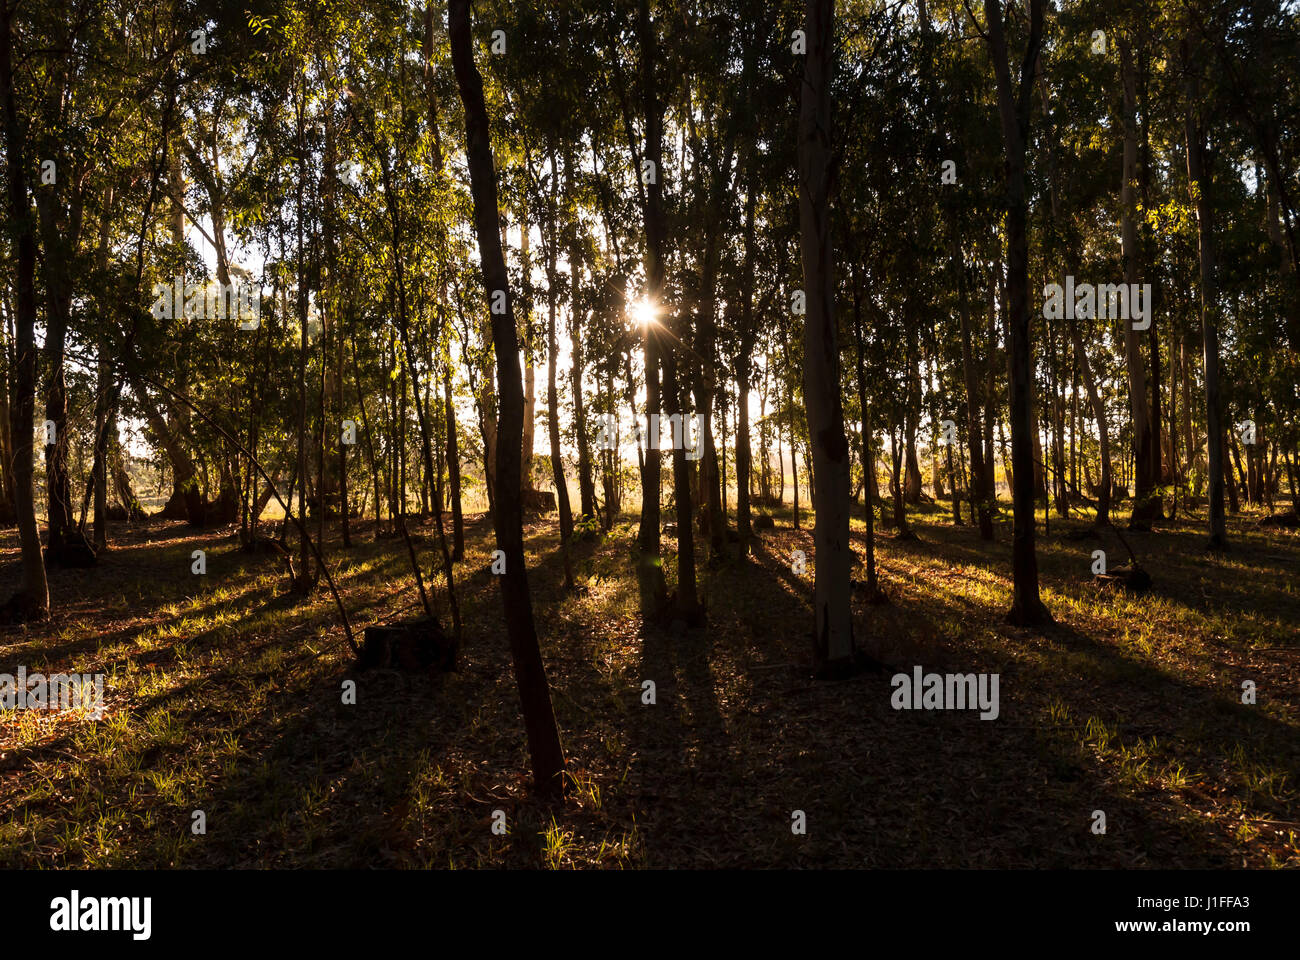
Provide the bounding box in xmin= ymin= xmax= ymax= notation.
xmin=1 ymin=507 xmax=1296 ymax=868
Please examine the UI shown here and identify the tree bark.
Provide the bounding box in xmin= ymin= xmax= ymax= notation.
xmin=953 ymin=236 xmax=993 ymax=538
xmin=520 ymin=202 xmax=537 ymax=492
xmin=544 ymin=145 xmax=574 ymax=590
xmin=565 ymin=150 xmax=597 ymax=521
xmin=850 ymin=267 xmax=881 ymax=596
xmin=450 ymin=0 xmax=566 ymax=798
xmin=293 ymin=80 xmax=312 ymax=588
xmin=984 ymin=0 xmax=1051 ymax=625
xmin=903 ymin=318 xmax=923 ymax=503
xmin=1183 ymin=29 xmax=1228 ymax=549
xmin=443 ymin=360 xmax=464 ymax=560
xmin=1120 ymin=38 xmax=1157 ymax=529
xmin=632 ymin=0 xmax=669 ymax=611
xmin=799 ymin=0 xmax=855 ymax=671
xmin=34 ymin=191 xmax=78 ymax=548
xmin=0 ymin=5 xmax=49 ymax=619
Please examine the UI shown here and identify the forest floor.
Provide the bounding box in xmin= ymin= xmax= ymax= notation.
xmin=1 ymin=497 xmax=1297 ymax=868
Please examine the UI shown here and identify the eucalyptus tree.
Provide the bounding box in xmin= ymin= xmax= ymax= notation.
xmin=450 ymin=0 xmax=566 ymax=798
xmin=978 ymin=0 xmax=1052 ymax=626
xmin=1181 ymin=3 xmax=1228 ymax=549
xmin=0 ymin=0 xmax=50 ymax=619
xmin=798 ymin=0 xmax=856 ymax=673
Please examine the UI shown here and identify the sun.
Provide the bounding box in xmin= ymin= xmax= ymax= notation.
xmin=629 ymin=297 xmax=658 ymax=329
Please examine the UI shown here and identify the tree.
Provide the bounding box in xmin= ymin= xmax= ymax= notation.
xmin=1119 ymin=34 xmax=1158 ymax=530
xmin=0 ymin=1 xmax=49 ymax=621
xmin=449 ymin=0 xmax=566 ymax=798
xmin=982 ymin=0 xmax=1051 ymax=626
xmin=798 ymin=0 xmax=854 ymax=672
xmin=1182 ymin=18 xmax=1228 ymax=550
xmin=628 ymin=0 xmax=670 ymax=613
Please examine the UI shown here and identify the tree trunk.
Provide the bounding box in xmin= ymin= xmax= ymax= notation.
xmin=797 ymin=0 xmax=854 ymax=672
xmin=953 ymin=236 xmax=993 ymax=538
xmin=694 ymin=289 xmax=725 ymax=560
xmin=134 ymin=384 xmax=204 ymax=524
xmin=903 ymin=321 xmax=923 ymax=504
xmin=985 ymin=0 xmax=1050 ymax=625
xmin=890 ymin=425 xmax=911 ymax=535
xmin=1225 ymin=430 xmax=1241 ymax=514
xmin=1183 ymin=29 xmax=1228 ymax=549
xmin=450 ymin=0 xmax=566 ymax=797
xmin=565 ymin=151 xmax=597 ymax=521
xmin=1066 ymin=309 xmax=1111 ymax=525
xmin=293 ymin=82 xmax=313 ymax=589
xmin=544 ymin=146 xmax=574 ymax=590
xmin=89 ymin=187 xmax=116 ymax=551
xmin=1120 ymin=38 xmax=1157 ymax=530
xmin=632 ymin=0 xmax=668 ymax=611
xmin=34 ymin=195 xmax=77 ymax=549
xmin=521 ymin=203 xmax=537 ymax=493
xmin=738 ymin=356 xmax=759 ymax=546
xmin=662 ymin=335 xmax=700 ymax=617
xmin=110 ymin=430 xmax=146 ymax=522
xmin=350 ymin=336 xmax=385 ymax=541
xmin=948 ymin=438 xmax=962 ymax=523
xmin=91 ymin=350 xmax=110 ymax=549
xmin=850 ymin=269 xmax=881 ymax=596
xmin=1047 ymin=304 xmax=1067 ymax=518
xmin=444 ymin=361 xmax=464 ymax=560
xmin=984 ymin=266 xmax=998 ymax=505
xmin=0 ymin=6 xmax=49 ymax=619
xmin=1264 ymin=159 xmax=1300 ymax=358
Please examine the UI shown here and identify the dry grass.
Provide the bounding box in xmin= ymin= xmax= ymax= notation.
xmin=0 ymin=498 xmax=1295 ymax=868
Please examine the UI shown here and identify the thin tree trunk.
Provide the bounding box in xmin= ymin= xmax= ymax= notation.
xmin=1067 ymin=310 xmax=1111 ymax=525
xmin=1226 ymin=429 xmax=1241 ymax=514
xmin=544 ymin=146 xmax=574 ymax=590
xmin=521 ymin=201 xmax=537 ymax=493
xmin=850 ymin=269 xmax=881 ymax=597
xmin=1183 ymin=28 xmax=1228 ymax=549
xmin=294 ymin=80 xmax=312 ymax=589
xmin=350 ymin=336 xmax=385 ymax=541
xmin=34 ymin=192 xmax=78 ymax=551
xmin=450 ymin=0 xmax=566 ymax=797
xmin=985 ymin=0 xmax=1050 ymax=625
xmin=632 ymin=0 xmax=668 ymax=611
xmin=798 ymin=0 xmax=855 ymax=671
xmin=565 ymin=151 xmax=597 ymax=521
xmin=444 ymin=359 xmax=464 ymax=560
xmin=0 ymin=5 xmax=49 ymax=619
xmin=903 ymin=321 xmax=922 ymax=504
xmin=953 ymin=237 xmax=993 ymax=538
xmin=1120 ymin=38 xmax=1157 ymax=529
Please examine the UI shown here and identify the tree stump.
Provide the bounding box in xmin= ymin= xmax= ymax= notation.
xmin=46 ymin=530 xmax=98 ymax=568
xmin=360 ymin=616 xmax=458 ymax=673
xmin=520 ymin=488 xmax=557 ymax=514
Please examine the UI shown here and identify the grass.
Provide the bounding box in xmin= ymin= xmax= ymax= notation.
xmin=0 ymin=495 xmax=1296 ymax=868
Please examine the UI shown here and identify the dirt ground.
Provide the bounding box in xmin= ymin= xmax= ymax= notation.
xmin=1 ymin=501 xmax=1296 ymax=868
